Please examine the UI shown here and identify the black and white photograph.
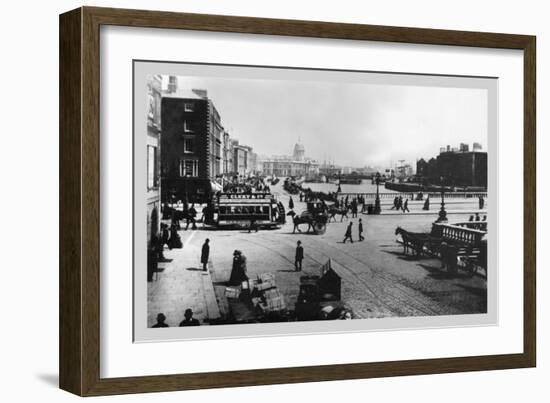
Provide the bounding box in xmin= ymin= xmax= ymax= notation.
xmin=136 ymin=62 xmax=494 ymax=340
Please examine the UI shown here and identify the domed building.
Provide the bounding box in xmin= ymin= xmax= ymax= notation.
xmin=292 ymin=141 xmax=305 ymax=162
xmin=259 ymin=139 xmax=319 ymax=177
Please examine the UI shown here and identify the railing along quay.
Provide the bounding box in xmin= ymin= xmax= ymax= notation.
xmin=334 ymin=192 xmax=487 ymax=199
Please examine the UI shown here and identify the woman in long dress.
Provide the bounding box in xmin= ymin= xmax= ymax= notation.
xmin=228 ymin=250 xmax=248 ymax=285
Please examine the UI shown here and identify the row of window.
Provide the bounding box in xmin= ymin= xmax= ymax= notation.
xmin=219 ymin=206 xmax=271 ymax=215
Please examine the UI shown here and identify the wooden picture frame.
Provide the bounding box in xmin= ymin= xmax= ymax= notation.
xmin=59 ymin=6 xmax=536 ymax=396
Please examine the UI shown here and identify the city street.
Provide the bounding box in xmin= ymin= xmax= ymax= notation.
xmin=148 ymin=182 xmax=487 ymax=327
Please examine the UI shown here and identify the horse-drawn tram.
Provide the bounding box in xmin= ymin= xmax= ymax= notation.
xmin=212 ymin=193 xmax=286 ymax=229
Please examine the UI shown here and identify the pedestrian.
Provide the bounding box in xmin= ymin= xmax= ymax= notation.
xmin=179 ymin=308 xmax=200 ymax=326
xmin=168 ymin=223 xmax=182 ymax=249
xmin=171 ymin=208 xmax=180 ymax=230
xmin=398 ymin=195 xmax=403 ymax=210
xmin=289 ymin=196 xmax=294 ymax=210
xmin=228 ymin=250 xmax=248 ymax=285
xmin=479 ymin=195 xmax=485 ymax=210
xmin=299 ymin=192 xmax=303 ymax=202
xmin=482 ymin=215 xmax=487 ymax=221
xmin=475 ymin=212 xmax=480 ymax=221
xmin=185 ymin=203 xmax=197 ymax=230
xmin=402 ymin=199 xmax=410 ymax=213
xmin=295 ymin=240 xmax=304 ymax=271
xmin=343 ymin=222 xmax=353 ymax=243
xmin=200 ymin=238 xmax=210 ymax=272
xmin=358 ymin=218 xmax=364 ymax=241
xmin=161 ymin=223 xmax=170 ymax=249
xmin=423 ymin=196 xmax=430 ymax=211
xmin=391 ymin=196 xmax=398 ymax=210
xmin=351 ymin=202 xmax=358 ymax=218
xmin=152 ymin=313 xmax=169 ymax=328
xmin=248 ymin=217 xmax=259 ymax=233
xmin=469 ymin=215 xmax=474 ymax=222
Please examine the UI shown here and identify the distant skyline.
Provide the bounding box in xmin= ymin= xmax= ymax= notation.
xmin=162 ymin=74 xmax=488 ymax=167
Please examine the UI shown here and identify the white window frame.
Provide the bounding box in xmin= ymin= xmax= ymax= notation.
xmin=179 ymin=159 xmax=199 ymax=177
xmin=183 ymin=120 xmax=193 ymax=132
xmin=183 ymin=136 xmax=194 ymax=154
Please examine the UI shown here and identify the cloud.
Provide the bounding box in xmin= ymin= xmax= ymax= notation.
xmin=170 ymin=74 xmax=488 ymax=168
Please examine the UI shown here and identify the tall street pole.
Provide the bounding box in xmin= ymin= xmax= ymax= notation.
xmin=374 ymin=172 xmax=381 ymax=214
xmin=436 ymin=176 xmax=448 ymax=223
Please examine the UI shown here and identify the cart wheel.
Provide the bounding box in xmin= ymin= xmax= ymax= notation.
xmin=313 ymin=221 xmax=327 ymax=234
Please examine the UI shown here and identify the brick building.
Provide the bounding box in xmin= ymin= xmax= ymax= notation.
xmin=160 ymin=88 xmax=223 ymax=203
xmin=416 ymin=144 xmax=487 ymax=188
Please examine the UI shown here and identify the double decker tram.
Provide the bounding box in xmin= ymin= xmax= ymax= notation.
xmin=212 ymin=193 xmax=286 ymax=229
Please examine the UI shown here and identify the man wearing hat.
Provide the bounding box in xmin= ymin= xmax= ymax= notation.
xmin=295 ymin=240 xmax=304 ymax=271
xmin=201 ymin=238 xmax=210 ymax=272
xmin=179 ymin=308 xmax=200 ymax=326
xmin=152 ymin=313 xmax=169 ymax=328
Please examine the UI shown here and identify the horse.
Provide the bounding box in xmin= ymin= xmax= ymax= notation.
xmin=328 ymin=206 xmax=350 ymax=222
xmin=292 ymin=214 xmax=315 ymax=233
xmin=395 ymin=226 xmax=428 ymax=257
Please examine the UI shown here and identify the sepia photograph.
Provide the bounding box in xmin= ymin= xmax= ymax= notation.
xmin=136 ymin=62 xmax=494 ymax=340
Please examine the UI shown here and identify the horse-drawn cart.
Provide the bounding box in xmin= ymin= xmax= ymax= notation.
xmin=291 ymin=201 xmax=329 ymax=235
xmin=395 ymin=222 xmax=488 ymax=277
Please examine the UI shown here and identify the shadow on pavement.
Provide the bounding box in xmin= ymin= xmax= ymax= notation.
xmin=417 ymin=263 xmax=472 ymax=280
xmin=382 ymin=250 xmax=423 ymax=261
xmin=455 ymin=283 xmax=487 ymax=297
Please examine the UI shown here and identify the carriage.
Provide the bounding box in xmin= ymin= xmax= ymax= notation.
xmin=395 ymin=222 xmax=488 ymax=276
xmin=213 ymin=192 xmax=286 ymax=229
xmin=292 ymin=201 xmax=329 ymax=235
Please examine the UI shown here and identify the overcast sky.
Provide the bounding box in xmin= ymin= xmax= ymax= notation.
xmin=164 ymin=75 xmax=488 ymax=168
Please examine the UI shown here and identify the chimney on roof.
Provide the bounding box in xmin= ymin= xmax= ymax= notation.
xmin=167 ymin=76 xmax=177 ymax=93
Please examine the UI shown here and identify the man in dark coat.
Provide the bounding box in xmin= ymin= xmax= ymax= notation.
xmin=186 ymin=203 xmax=197 ymax=230
xmin=161 ymin=223 xmax=170 ymax=249
xmin=289 ymin=196 xmax=294 ymax=210
xmin=201 ymin=239 xmax=210 ymax=272
xmin=295 ymin=240 xmax=304 ymax=271
xmin=343 ymin=222 xmax=353 ymax=243
xmin=423 ymin=196 xmax=430 ymax=211
xmin=152 ymin=313 xmax=169 ymax=328
xmin=391 ymin=196 xmax=399 ymax=210
xmin=358 ymin=218 xmax=364 ymax=241
xmin=179 ymin=309 xmax=200 ymax=326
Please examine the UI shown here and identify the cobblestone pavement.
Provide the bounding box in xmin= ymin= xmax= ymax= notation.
xmin=148 ymin=183 xmax=488 ymax=326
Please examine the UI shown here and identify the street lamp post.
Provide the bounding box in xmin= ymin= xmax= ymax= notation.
xmin=436 ymin=176 xmax=448 ymax=223
xmin=374 ymin=172 xmax=381 ymax=214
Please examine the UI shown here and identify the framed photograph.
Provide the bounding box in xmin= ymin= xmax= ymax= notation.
xmin=59 ymin=6 xmax=536 ymax=396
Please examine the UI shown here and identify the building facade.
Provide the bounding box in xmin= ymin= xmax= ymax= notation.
xmin=232 ymin=141 xmax=248 ymax=176
xmin=222 ymin=130 xmax=234 ymax=176
xmin=160 ymin=86 xmax=223 ymax=203
xmin=146 ymin=75 xmax=162 ymax=247
xmin=416 ymin=143 xmax=488 ymax=188
xmin=259 ymin=142 xmax=319 ymax=178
